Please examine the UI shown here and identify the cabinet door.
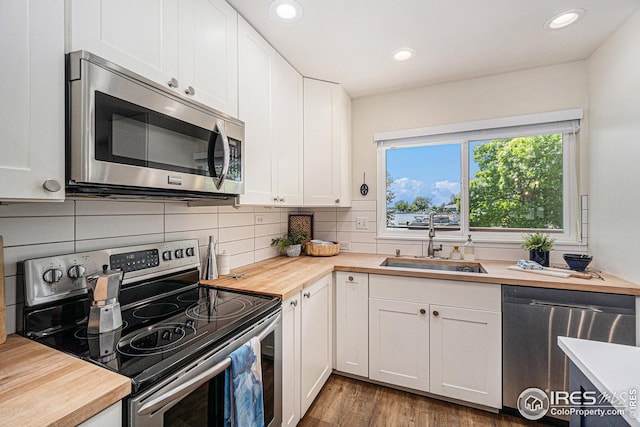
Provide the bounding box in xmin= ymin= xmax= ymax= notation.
xmin=300 ymin=274 xmax=332 ymax=415
xmin=179 ymin=0 xmax=238 ymax=116
xmin=429 ymin=305 xmax=502 ymax=408
xmin=369 ymin=298 xmax=429 ymax=391
xmin=335 ymin=272 xmax=368 ymax=377
xmin=237 ymin=17 xmax=276 ymax=205
xmin=303 ymin=78 xmax=341 ymax=206
xmin=273 ymin=55 xmax=304 ymax=206
xmin=282 ymin=294 xmax=301 ymax=427
xmin=0 ymin=0 xmax=65 ymax=201
xmin=67 ymin=0 xmax=179 ymax=87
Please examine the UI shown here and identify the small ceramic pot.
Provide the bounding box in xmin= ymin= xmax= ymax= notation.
xmin=286 ymin=244 xmax=302 ymax=257
xmin=529 ymin=250 xmax=550 ymax=267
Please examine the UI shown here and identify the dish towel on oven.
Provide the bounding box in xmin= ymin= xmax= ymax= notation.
xmin=224 ymin=337 xmax=265 ymax=427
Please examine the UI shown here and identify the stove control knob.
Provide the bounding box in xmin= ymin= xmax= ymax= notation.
xmin=175 ymin=249 xmax=184 ymax=259
xmin=67 ymin=265 xmax=86 ymax=279
xmin=162 ymin=250 xmax=172 ymax=261
xmin=185 ymin=247 xmax=195 ymax=257
xmin=43 ymin=268 xmax=63 ymax=284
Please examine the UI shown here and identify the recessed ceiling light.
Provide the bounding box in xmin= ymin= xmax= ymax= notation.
xmin=269 ymin=0 xmax=303 ymax=23
xmin=392 ymin=48 xmax=415 ymax=61
xmin=545 ymin=9 xmax=585 ymax=30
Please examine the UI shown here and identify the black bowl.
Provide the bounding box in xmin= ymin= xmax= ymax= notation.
xmin=563 ymin=253 xmax=593 ymax=271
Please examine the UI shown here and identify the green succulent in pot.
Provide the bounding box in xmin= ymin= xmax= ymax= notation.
xmin=271 ymin=231 xmax=308 ymax=257
xmin=521 ymin=232 xmax=555 ymax=266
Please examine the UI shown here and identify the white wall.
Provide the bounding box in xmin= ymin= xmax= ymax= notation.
xmin=351 ymin=60 xmax=589 ymax=199
xmin=341 ymin=61 xmax=590 ymax=260
xmin=0 ymin=200 xmax=291 ymax=334
xmin=588 ymin=10 xmax=640 ymax=282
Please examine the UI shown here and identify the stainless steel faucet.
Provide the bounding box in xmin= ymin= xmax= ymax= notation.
xmin=427 ymin=213 xmax=443 ymax=258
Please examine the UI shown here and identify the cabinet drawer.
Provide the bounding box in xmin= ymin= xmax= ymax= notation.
xmin=369 ymin=274 xmax=500 ymax=311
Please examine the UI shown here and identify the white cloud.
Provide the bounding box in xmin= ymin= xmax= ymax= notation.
xmin=390 ymin=177 xmax=426 ymax=202
xmin=431 ymin=180 xmax=460 ymax=205
xmin=389 ymin=178 xmax=460 ymax=206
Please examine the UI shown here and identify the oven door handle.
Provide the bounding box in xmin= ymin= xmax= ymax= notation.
xmin=137 ymin=312 xmax=281 ymax=416
xmin=138 ymin=357 xmax=232 ymax=416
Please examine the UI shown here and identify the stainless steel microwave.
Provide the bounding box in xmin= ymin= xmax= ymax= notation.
xmin=66 ymin=51 xmax=244 ymax=201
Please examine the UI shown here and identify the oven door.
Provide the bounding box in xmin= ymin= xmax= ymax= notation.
xmin=68 ymin=53 xmax=243 ymax=196
xmin=129 ymin=310 xmax=281 ymax=427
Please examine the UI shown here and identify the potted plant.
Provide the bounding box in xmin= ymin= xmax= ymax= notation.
xmin=521 ymin=232 xmax=555 ymax=267
xmin=271 ymin=231 xmax=308 ymax=257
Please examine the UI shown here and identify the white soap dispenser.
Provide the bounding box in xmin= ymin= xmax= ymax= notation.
xmin=463 ymin=234 xmax=476 ymax=261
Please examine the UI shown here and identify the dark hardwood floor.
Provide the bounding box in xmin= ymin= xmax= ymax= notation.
xmin=299 ymin=374 xmax=544 ymax=427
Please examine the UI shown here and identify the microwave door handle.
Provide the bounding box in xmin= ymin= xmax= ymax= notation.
xmin=210 ymin=121 xmax=230 ymax=190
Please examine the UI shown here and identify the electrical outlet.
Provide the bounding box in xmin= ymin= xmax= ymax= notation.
xmin=255 ymin=215 xmax=264 ymax=224
xmin=356 ymin=217 xmax=368 ymax=230
xmin=339 ymin=241 xmax=351 ymax=251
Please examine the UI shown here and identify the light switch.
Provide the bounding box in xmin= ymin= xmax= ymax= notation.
xmin=356 ymin=217 xmax=368 ymax=230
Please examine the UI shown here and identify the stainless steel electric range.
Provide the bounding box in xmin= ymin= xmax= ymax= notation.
xmin=22 ymin=239 xmax=282 ymax=427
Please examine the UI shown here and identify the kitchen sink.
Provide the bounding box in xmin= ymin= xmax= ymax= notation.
xmin=380 ymin=257 xmax=487 ymax=274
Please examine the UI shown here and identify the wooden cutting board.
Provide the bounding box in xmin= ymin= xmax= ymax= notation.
xmin=0 ymin=235 xmax=6 ymax=344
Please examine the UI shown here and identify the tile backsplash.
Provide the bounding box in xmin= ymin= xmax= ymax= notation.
xmin=1 ymin=197 xmax=589 ymax=335
xmin=0 ymin=200 xmax=293 ymax=334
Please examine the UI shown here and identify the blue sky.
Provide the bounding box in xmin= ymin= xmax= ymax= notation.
xmin=386 ymin=142 xmax=483 ymax=206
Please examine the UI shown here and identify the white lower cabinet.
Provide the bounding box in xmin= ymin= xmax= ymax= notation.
xmin=429 ymin=305 xmax=502 ymax=408
xmin=335 ymin=272 xmax=369 ymax=377
xmin=282 ymin=274 xmax=332 ymax=426
xmin=300 ymin=274 xmax=333 ymax=414
xmin=367 ymin=274 xmax=502 ymax=409
xmin=282 ymin=293 xmax=301 ymax=427
xmin=78 ymin=401 xmax=122 ymax=427
xmin=369 ymin=297 xmax=430 ymax=391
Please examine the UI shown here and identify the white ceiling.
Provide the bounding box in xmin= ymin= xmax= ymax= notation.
xmin=227 ymin=0 xmax=640 ymax=98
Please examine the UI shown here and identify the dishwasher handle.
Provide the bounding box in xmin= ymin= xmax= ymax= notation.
xmin=529 ymin=301 xmax=603 ymax=313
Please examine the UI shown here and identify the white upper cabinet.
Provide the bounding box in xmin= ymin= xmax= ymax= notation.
xmin=272 ymin=55 xmax=304 ymax=206
xmin=178 ymin=0 xmax=238 ymax=115
xmin=237 ymin=17 xmax=276 ymax=205
xmin=67 ymin=0 xmax=180 ymax=88
xmin=0 ymin=0 xmax=65 ymax=201
xmin=67 ymin=0 xmax=238 ymax=116
xmin=238 ymin=19 xmax=304 ymax=207
xmin=303 ymin=78 xmax=352 ymax=207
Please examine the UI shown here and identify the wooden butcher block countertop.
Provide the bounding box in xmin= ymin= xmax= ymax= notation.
xmin=201 ymin=253 xmax=640 ymax=299
xmin=0 ymin=335 xmax=131 ymax=427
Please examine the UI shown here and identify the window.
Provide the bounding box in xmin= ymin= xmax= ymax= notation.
xmin=376 ymin=110 xmax=581 ymax=242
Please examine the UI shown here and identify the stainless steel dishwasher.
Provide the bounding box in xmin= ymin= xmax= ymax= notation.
xmin=503 ymin=285 xmax=636 ymax=422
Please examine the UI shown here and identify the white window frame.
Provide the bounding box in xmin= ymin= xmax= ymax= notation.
xmin=375 ymin=109 xmax=583 ymax=245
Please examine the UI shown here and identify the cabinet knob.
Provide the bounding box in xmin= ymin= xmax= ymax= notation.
xmin=432 ymin=310 xmax=439 ymax=317
xmin=420 ymin=308 xmax=426 ymax=315
xmin=348 ymin=276 xmax=354 ymax=282
xmin=273 ymin=197 xmax=279 ymax=202
xmin=42 ymin=179 xmax=61 ymax=193
xmin=335 ymin=198 xmax=340 ymax=204
xmin=303 ymin=292 xmax=311 ymax=298
xmin=167 ymin=78 xmax=179 ymax=88
xmin=279 ymin=197 xmax=286 ymax=203
xmin=185 ymin=86 xmax=195 ymax=96
xmin=290 ymin=299 xmax=298 ymax=307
